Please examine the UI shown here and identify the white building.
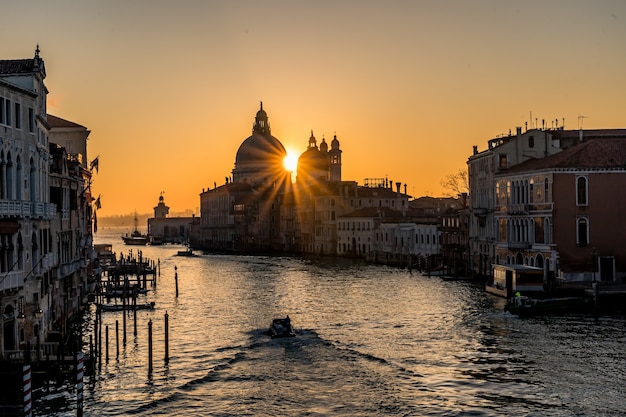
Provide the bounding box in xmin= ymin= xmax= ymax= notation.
xmin=0 ymin=48 xmax=56 ymax=358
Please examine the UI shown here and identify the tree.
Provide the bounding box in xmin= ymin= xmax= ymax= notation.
xmin=441 ymin=168 xmax=469 ymax=197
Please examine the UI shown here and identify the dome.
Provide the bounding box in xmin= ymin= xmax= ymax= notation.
xmin=232 ymin=103 xmax=288 ymax=185
xmin=297 ymin=146 xmax=330 ymax=172
xmin=297 ymin=131 xmax=330 ymax=183
xmin=235 ymin=132 xmax=286 ymax=166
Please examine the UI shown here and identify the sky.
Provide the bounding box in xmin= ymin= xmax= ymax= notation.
xmin=2 ymin=0 xmax=626 ymax=217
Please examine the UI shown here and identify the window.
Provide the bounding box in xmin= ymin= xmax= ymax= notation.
xmin=28 ymin=108 xmax=35 ymax=133
xmin=14 ymin=102 xmax=21 ymax=129
xmin=528 ymin=136 xmax=535 ymax=148
xmin=499 ymin=154 xmax=508 ymax=169
xmin=577 ymin=217 xmax=589 ymax=246
xmin=4 ymin=98 xmax=10 ymax=126
xmin=544 ymin=177 xmax=549 ymax=202
xmin=576 ymin=176 xmax=588 ymax=206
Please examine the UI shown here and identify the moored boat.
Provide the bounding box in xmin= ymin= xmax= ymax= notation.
xmin=269 ymin=316 xmax=295 ymax=338
xmin=122 ymin=212 xmax=149 ymax=245
xmin=505 ymin=295 xmax=591 ymax=316
xmin=97 ymin=301 xmax=155 ymax=312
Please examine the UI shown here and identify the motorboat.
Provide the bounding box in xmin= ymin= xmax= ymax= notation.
xmin=176 ymin=245 xmax=194 ymax=256
xmin=505 ymin=295 xmax=591 ymax=316
xmin=269 ymin=316 xmax=295 ymax=338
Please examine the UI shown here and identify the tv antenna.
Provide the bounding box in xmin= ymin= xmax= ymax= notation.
xmin=578 ymin=115 xmax=588 ymax=129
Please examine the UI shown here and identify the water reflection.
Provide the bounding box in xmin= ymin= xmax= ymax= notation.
xmin=33 ymin=230 xmax=626 ymax=416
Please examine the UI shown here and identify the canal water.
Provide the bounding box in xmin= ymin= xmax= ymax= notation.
xmin=35 ymin=228 xmax=625 ymax=416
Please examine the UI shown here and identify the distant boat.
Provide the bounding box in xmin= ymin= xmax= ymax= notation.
xmin=176 ymin=244 xmax=194 ymax=257
xmin=122 ymin=213 xmax=149 ymax=245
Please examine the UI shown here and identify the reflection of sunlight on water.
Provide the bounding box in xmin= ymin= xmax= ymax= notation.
xmin=35 ymin=229 xmax=626 ymax=416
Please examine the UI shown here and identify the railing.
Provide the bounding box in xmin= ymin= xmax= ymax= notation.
xmin=59 ymin=259 xmax=82 ymax=278
xmin=0 ymin=200 xmax=56 ymax=219
xmin=4 ymin=342 xmax=60 ymax=362
xmin=0 ymin=271 xmax=24 ymax=292
xmin=508 ymin=241 xmax=531 ymax=250
xmin=507 ymin=204 xmax=528 ymax=214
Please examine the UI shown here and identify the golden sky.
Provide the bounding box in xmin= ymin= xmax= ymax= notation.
xmin=3 ymin=0 xmax=626 ymax=217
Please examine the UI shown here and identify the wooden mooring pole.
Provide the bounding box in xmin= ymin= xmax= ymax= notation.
xmin=175 ymin=266 xmax=179 ymax=297
xmin=105 ymin=325 xmax=109 ymax=364
xmin=164 ymin=311 xmax=169 ymax=363
xmin=148 ymin=319 xmax=153 ymax=375
xmin=116 ymin=320 xmax=119 ymax=359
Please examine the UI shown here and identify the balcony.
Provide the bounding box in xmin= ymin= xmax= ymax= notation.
xmin=0 ymin=201 xmax=56 ymax=220
xmin=506 ymin=204 xmax=528 ymax=214
xmin=507 ymin=241 xmax=531 ymax=250
xmin=0 ymin=271 xmax=24 ymax=292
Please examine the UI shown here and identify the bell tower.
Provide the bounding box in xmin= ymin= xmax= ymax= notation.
xmin=329 ymin=134 xmax=342 ymax=181
xmin=153 ymin=193 xmax=170 ymax=219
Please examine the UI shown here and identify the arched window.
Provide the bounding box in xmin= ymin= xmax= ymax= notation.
xmin=576 ymin=176 xmax=588 ymax=206
xmin=577 ymin=217 xmax=589 ymax=246
xmin=536 ymin=253 xmax=544 ymax=268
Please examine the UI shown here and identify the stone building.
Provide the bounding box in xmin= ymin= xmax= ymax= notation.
xmin=0 ymin=48 xmax=95 ymax=361
xmin=147 ymin=193 xmax=194 ymax=244
xmin=490 ymin=134 xmax=626 ymax=296
xmin=467 ymin=126 xmax=564 ymax=279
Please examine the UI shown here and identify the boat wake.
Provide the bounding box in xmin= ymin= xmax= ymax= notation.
xmin=124 ymin=328 xmax=422 ymax=416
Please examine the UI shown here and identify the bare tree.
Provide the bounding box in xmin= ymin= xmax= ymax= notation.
xmin=441 ymin=168 xmax=469 ymax=197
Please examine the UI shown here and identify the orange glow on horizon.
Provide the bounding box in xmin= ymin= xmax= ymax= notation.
xmin=4 ymin=2 xmax=624 ymax=217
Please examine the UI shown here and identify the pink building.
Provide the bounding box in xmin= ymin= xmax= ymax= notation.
xmin=489 ymin=133 xmax=626 ymax=296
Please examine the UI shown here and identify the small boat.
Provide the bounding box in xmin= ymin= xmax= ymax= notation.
xmin=176 ymin=246 xmax=194 ymax=257
xmin=103 ymin=286 xmax=149 ymax=298
xmin=505 ymin=295 xmax=591 ymax=316
xmin=268 ymin=316 xmax=295 ymax=338
xmin=122 ymin=212 xmax=149 ymax=245
xmin=97 ymin=301 xmax=155 ymax=312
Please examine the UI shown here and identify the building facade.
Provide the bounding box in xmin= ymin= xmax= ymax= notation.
xmin=491 ymin=135 xmax=626 ymax=295
xmin=0 ymin=49 xmax=95 ymax=361
xmin=468 ymin=126 xmax=565 ymax=279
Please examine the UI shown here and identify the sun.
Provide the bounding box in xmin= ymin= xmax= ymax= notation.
xmin=283 ymin=151 xmax=298 ymax=172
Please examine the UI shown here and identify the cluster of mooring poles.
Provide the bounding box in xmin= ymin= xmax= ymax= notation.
xmin=22 ymin=248 xmax=181 ymax=416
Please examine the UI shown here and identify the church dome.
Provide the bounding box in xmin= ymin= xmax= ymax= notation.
xmin=296 ymin=131 xmax=330 ymax=184
xmin=235 ymin=132 xmax=286 ymax=166
xmin=232 ymin=103 xmax=287 ymax=184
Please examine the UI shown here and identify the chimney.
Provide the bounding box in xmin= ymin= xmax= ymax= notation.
xmin=473 ymin=145 xmax=478 ymax=155
xmin=516 ymin=126 xmax=522 ymax=136
xmin=396 ymin=182 xmax=401 ymax=193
